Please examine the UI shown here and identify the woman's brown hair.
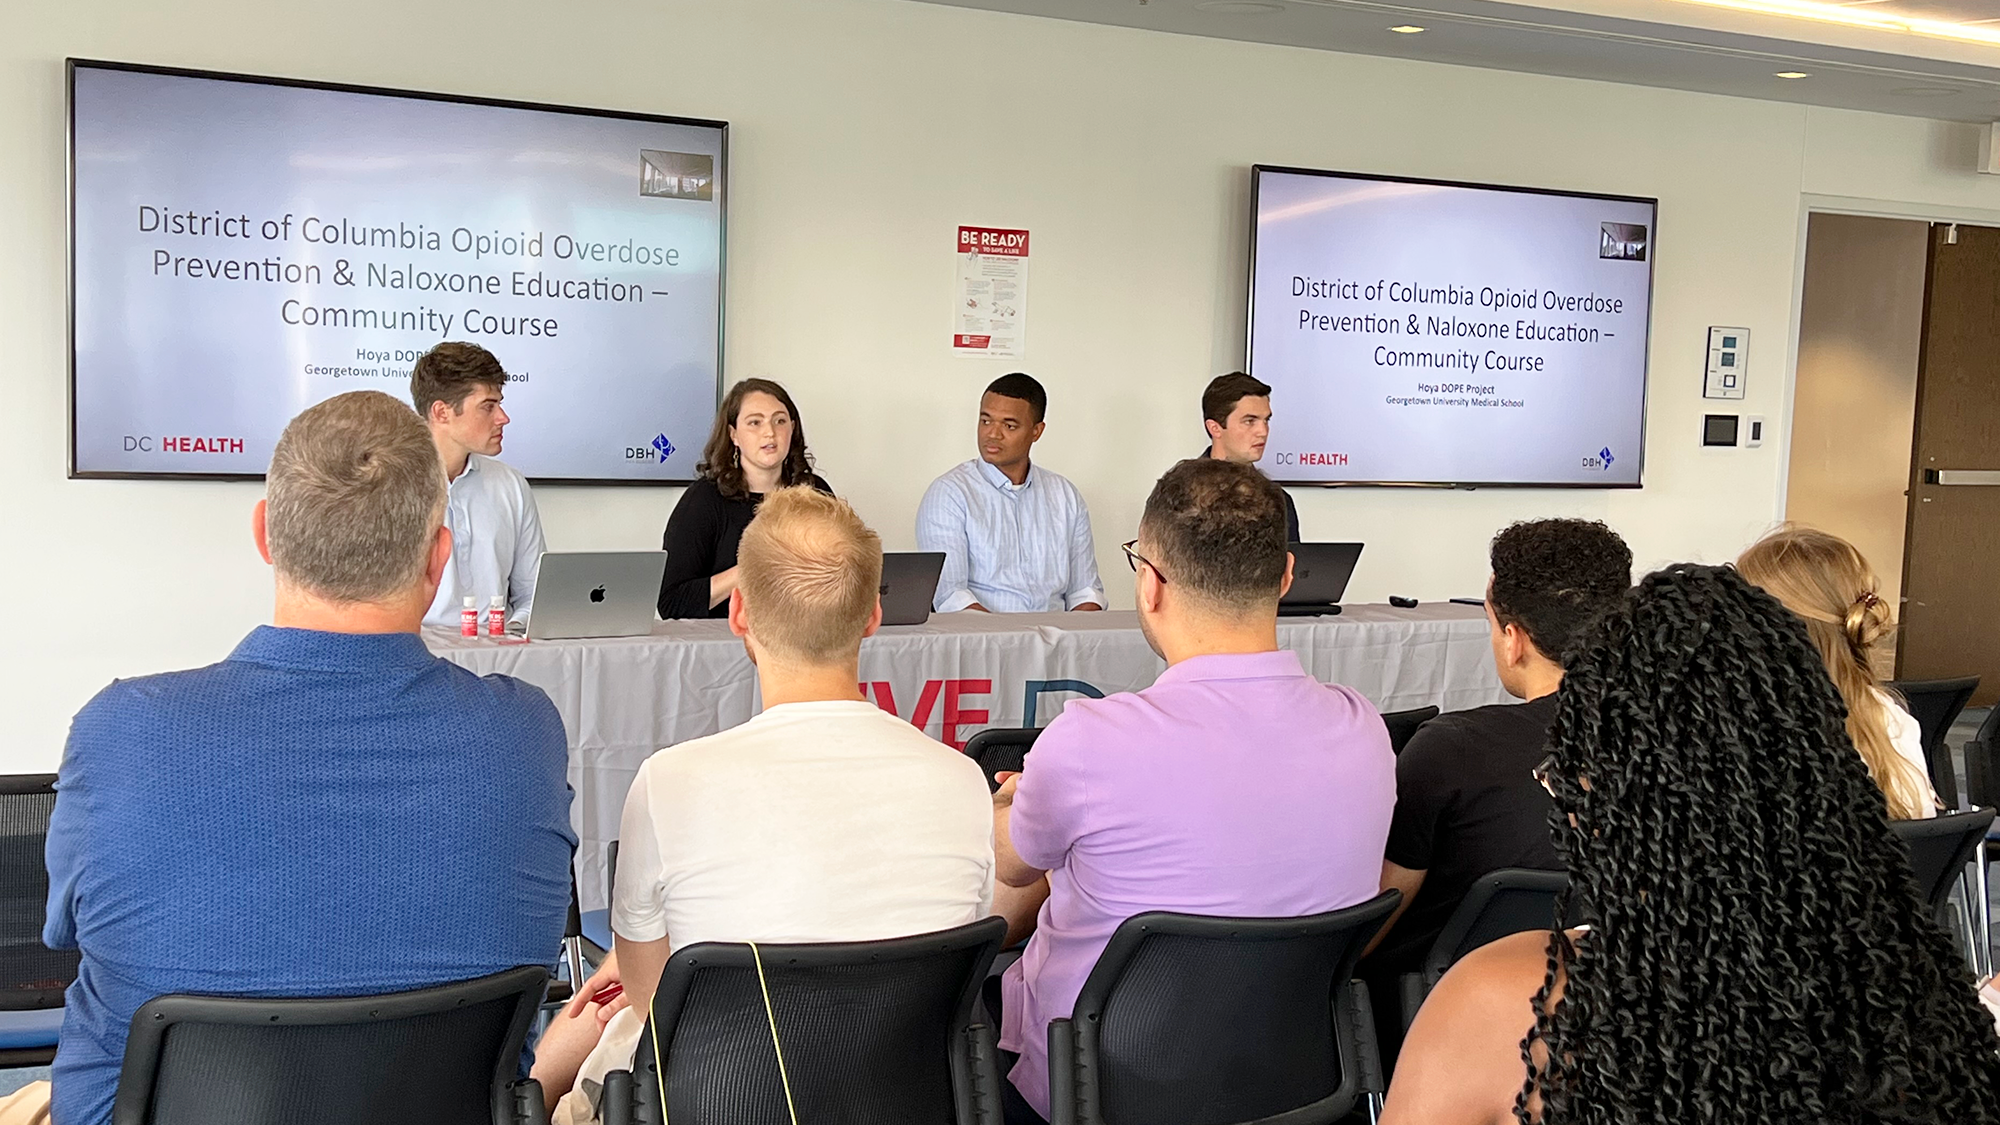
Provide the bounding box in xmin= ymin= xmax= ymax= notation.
xmin=1737 ymin=525 xmax=1935 ymax=819
xmin=697 ymin=379 xmax=815 ymax=500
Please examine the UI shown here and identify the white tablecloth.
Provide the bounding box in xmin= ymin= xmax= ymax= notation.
xmin=428 ymin=604 xmax=1507 ymax=909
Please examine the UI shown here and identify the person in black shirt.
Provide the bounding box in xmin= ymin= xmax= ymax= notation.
xmin=1356 ymin=517 xmax=1631 ymax=1048
xmin=1197 ymin=372 xmax=1300 ymax=542
xmin=658 ymin=379 xmax=832 ymax=618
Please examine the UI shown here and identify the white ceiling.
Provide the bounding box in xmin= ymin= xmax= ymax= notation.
xmin=906 ymin=0 xmax=2000 ymax=120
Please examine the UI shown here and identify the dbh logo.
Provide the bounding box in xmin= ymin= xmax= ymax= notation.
xmin=1580 ymin=446 xmax=1616 ymax=471
xmin=627 ymin=434 xmax=676 ymax=463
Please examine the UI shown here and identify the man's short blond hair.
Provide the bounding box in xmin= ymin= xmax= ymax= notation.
xmin=737 ymin=487 xmax=883 ymax=664
xmin=266 ymin=391 xmax=446 ymax=603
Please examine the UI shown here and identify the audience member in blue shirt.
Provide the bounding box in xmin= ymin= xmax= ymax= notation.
xmin=37 ymin=391 xmax=576 ymax=1125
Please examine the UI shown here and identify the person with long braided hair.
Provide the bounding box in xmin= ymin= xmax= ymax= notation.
xmin=1381 ymin=564 xmax=2000 ymax=1125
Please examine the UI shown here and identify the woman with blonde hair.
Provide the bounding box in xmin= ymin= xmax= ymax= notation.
xmin=1737 ymin=525 xmax=1938 ymax=820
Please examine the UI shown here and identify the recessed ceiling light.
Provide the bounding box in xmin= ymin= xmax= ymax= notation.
xmin=1194 ymin=0 xmax=1286 ymax=12
xmin=1775 ymin=71 xmax=1812 ymax=78
xmin=1389 ymin=24 xmax=1427 ymax=33
xmin=1889 ymin=85 xmax=1963 ymax=97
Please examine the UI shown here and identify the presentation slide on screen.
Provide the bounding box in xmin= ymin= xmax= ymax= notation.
xmin=71 ymin=64 xmax=725 ymax=480
xmin=1249 ymin=169 xmax=1655 ymax=486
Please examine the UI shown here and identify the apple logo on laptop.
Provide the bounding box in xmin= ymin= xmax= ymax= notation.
xmin=589 ymin=585 xmax=606 ymax=604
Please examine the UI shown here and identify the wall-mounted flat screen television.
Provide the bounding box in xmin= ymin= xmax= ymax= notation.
xmin=70 ymin=59 xmax=726 ymax=482
xmin=1247 ymin=165 xmax=1656 ymax=487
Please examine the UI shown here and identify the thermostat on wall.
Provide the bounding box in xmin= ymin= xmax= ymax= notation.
xmin=1704 ymin=327 xmax=1749 ymax=400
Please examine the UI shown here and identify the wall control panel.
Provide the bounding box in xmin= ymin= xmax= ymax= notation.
xmin=1704 ymin=327 xmax=1749 ymax=400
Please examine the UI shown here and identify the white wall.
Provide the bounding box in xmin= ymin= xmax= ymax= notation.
xmin=7 ymin=0 xmax=2000 ymax=768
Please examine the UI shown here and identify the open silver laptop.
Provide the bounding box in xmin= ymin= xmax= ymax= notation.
xmin=525 ymin=551 xmax=667 ymax=640
xmin=880 ymin=552 xmax=946 ymax=627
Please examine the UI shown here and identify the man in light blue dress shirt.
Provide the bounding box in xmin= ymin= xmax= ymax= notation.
xmin=916 ymin=373 xmax=1106 ymax=613
xmin=414 ymin=342 xmax=547 ymax=628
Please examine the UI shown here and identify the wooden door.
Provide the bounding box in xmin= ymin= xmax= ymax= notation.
xmin=1900 ymin=222 xmax=2000 ymax=706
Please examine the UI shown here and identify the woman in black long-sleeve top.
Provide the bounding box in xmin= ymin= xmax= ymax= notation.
xmin=658 ymin=378 xmax=832 ymax=618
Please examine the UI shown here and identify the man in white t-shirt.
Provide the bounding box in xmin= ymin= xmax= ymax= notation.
xmin=531 ymin=486 xmax=997 ymax=1123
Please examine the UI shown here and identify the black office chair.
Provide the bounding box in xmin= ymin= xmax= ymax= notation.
xmin=0 ymin=774 xmax=77 ymax=1066
xmin=1890 ymin=807 xmax=1995 ymax=926
xmin=1964 ymin=708 xmax=2000 ymax=809
xmin=579 ymin=842 xmax=619 ymax=955
xmin=1045 ymin=891 xmax=1400 ymax=1125
xmin=110 ymin=965 xmax=552 ymax=1125
xmin=600 ymin=917 xmax=1007 ymax=1125
xmin=547 ymin=876 xmax=587 ymax=1008
xmin=1380 ymin=707 xmax=1439 ymax=755
xmin=1888 ymin=677 xmax=1980 ymax=809
xmin=963 ymin=727 xmax=1041 ymax=792
xmin=1397 ymin=868 xmax=1567 ymax=1030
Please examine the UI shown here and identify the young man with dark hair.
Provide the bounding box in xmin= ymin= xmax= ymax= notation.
xmin=1356 ymin=518 xmax=1632 ymax=1019
xmin=916 ymin=373 xmax=1105 ymax=613
xmin=989 ymin=458 xmax=1393 ymax=1123
xmin=1198 ymin=371 xmax=1299 ymax=541
xmin=411 ymin=341 xmax=546 ymax=628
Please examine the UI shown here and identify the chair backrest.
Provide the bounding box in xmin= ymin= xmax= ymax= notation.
xmin=1064 ymin=891 xmax=1399 ymax=1125
xmin=1380 ymin=707 xmax=1439 ymax=755
xmin=0 ymin=775 xmax=78 ymax=1010
xmin=1421 ymin=868 xmax=1568 ymax=984
xmin=1970 ymin=709 xmax=2000 ymax=807
xmin=621 ymin=917 xmax=1005 ymax=1125
xmin=1891 ymin=807 xmax=1996 ymax=921
xmin=963 ymin=728 xmax=1041 ymax=792
xmin=110 ymin=966 xmax=548 ymax=1125
xmin=1888 ymin=677 xmax=1981 ymax=805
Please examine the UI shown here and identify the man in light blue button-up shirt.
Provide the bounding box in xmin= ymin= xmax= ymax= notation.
xmin=413 ymin=343 xmax=547 ymax=627
xmin=916 ymin=373 xmax=1106 ymax=614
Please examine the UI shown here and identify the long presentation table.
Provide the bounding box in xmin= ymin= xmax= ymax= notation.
xmin=428 ymin=604 xmax=1508 ymax=909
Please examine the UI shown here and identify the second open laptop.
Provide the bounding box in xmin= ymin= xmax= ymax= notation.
xmin=1277 ymin=542 xmax=1364 ymax=617
xmin=880 ymin=551 xmax=946 ymax=627
xmin=524 ymin=551 xmax=668 ymax=640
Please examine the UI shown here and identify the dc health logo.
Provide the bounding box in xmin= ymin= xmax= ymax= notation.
xmin=651 ymin=435 xmax=675 ymax=463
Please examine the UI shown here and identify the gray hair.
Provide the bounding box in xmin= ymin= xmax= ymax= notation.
xmin=266 ymin=391 xmax=446 ymax=603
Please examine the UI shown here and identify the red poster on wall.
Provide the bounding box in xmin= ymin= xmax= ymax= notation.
xmin=953 ymin=225 xmax=1029 ymax=357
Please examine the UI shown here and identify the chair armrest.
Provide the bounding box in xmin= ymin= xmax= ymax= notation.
xmin=507 ymin=1079 xmax=551 ymax=1125
xmin=1341 ymin=981 xmax=1386 ymax=1097
xmin=1048 ymin=1018 xmax=1077 ymax=1125
xmin=1968 ymin=738 xmax=1996 ymax=809
xmin=965 ymin=1023 xmax=1004 ymax=1125
xmin=1398 ymin=971 xmax=1428 ymax=1033
xmin=602 ymin=1069 xmax=633 ymax=1125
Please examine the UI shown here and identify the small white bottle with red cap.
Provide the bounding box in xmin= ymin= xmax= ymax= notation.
xmin=460 ymin=596 xmax=479 ymax=637
xmin=487 ymin=595 xmax=507 ymax=637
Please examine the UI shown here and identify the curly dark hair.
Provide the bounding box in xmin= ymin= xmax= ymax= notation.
xmin=697 ymin=379 xmax=816 ymax=501
xmin=1488 ymin=519 xmax=1632 ymax=667
xmin=1523 ymin=563 xmax=2000 ymax=1124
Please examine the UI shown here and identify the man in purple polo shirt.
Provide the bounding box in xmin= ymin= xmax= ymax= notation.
xmin=991 ymin=457 xmax=1396 ymax=1124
